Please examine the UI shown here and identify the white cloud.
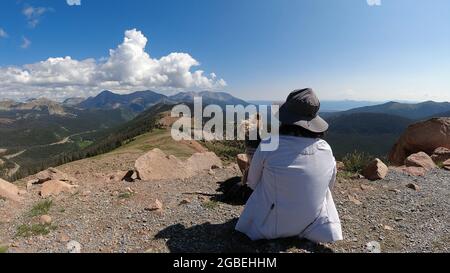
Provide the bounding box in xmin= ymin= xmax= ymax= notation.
xmin=22 ymin=6 xmax=50 ymax=28
xmin=66 ymin=0 xmax=81 ymax=6
xmin=0 ymin=28 xmax=7 ymax=38
xmin=367 ymin=0 xmax=381 ymax=6
xmin=0 ymin=29 xmax=226 ymax=101
xmin=21 ymin=36 xmax=31 ymax=49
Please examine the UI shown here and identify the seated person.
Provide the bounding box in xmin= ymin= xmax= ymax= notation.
xmin=235 ymin=88 xmax=343 ymax=243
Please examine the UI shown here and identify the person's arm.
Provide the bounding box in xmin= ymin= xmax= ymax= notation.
xmin=246 ymin=146 xmax=265 ymax=190
xmin=329 ymin=162 xmax=337 ymax=190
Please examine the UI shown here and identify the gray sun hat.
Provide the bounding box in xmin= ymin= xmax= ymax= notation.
xmin=277 ymin=88 xmax=329 ymax=133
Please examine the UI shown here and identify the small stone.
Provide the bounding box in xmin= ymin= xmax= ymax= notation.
xmin=366 ymin=241 xmax=381 ymax=253
xmin=383 ymin=225 xmax=394 ymax=231
xmin=406 ymin=183 xmax=420 ymax=191
xmin=18 ymin=190 xmax=27 ymax=196
xmin=336 ymin=161 xmax=345 ymax=171
xmin=179 ymin=198 xmax=191 ymax=205
xmin=145 ymin=199 xmax=163 ymax=212
xmin=198 ymin=195 xmax=209 ymax=202
xmin=81 ymin=190 xmax=91 ymax=196
xmin=40 ymin=215 xmax=52 ymax=225
xmin=58 ymin=234 xmax=70 ymax=243
xmin=360 ymin=184 xmax=375 ymax=191
xmin=389 ymin=189 xmax=401 ymax=194
xmin=66 ymin=240 xmax=82 ymax=253
xmin=26 ymin=181 xmax=35 ymax=191
xmin=348 ymin=195 xmax=362 ymax=205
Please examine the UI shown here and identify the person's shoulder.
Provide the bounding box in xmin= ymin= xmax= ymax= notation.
xmin=316 ymin=139 xmax=333 ymax=152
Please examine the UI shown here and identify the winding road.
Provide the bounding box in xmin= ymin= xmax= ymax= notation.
xmin=1 ymin=129 xmax=97 ymax=178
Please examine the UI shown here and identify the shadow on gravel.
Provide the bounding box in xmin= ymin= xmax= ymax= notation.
xmin=154 ymin=219 xmax=333 ymax=253
xmin=211 ymin=176 xmax=253 ymax=206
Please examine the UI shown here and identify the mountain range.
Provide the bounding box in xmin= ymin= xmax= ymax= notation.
xmin=77 ymin=90 xmax=248 ymax=115
xmin=340 ymin=101 xmax=450 ymax=120
xmin=1 ymin=89 xmax=450 ymax=181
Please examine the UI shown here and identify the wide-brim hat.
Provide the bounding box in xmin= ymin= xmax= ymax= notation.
xmin=277 ymin=88 xmax=329 ymax=133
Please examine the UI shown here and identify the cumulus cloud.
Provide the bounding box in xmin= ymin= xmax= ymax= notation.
xmin=0 ymin=29 xmax=226 ymax=101
xmin=367 ymin=0 xmax=381 ymax=6
xmin=22 ymin=5 xmax=50 ymax=28
xmin=67 ymin=0 xmax=81 ymax=6
xmin=0 ymin=28 xmax=7 ymax=38
xmin=21 ymin=36 xmax=31 ymax=49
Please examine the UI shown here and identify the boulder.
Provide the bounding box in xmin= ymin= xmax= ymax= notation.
xmin=0 ymin=178 xmax=22 ymax=202
xmin=236 ymin=154 xmax=249 ymax=174
xmin=389 ymin=118 xmax=450 ymax=165
xmin=362 ymin=158 xmax=389 ymax=181
xmin=431 ymin=147 xmax=450 ymax=163
xmin=444 ymin=159 xmax=450 ymax=171
xmin=186 ymin=152 xmax=223 ymax=172
xmin=36 ymin=168 xmax=77 ymax=184
xmin=405 ymin=152 xmax=437 ymax=170
xmin=134 ymin=149 xmax=192 ymax=181
xmin=134 ymin=149 xmax=223 ymax=181
xmin=0 ymin=158 xmax=4 ymax=167
xmin=40 ymin=180 xmax=78 ymax=198
xmin=393 ymin=166 xmax=427 ymax=177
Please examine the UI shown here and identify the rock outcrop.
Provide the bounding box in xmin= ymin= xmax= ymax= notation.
xmin=0 ymin=178 xmax=22 ymax=202
xmin=362 ymin=159 xmax=389 ymax=181
xmin=389 ymin=118 xmax=450 ymax=165
xmin=35 ymin=168 xmax=78 ymax=184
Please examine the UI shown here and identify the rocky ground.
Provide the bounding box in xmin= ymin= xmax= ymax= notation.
xmin=1 ymin=148 xmax=449 ymax=253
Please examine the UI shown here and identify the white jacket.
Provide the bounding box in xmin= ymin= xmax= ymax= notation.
xmin=235 ymin=135 xmax=343 ymax=243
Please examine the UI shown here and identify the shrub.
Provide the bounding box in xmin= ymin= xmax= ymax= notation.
xmin=342 ymin=151 xmax=372 ymax=174
xmin=29 ymin=200 xmax=53 ymax=217
xmin=16 ymin=224 xmax=57 ymax=237
xmin=118 ymin=192 xmax=134 ymax=199
xmin=0 ymin=245 xmax=8 ymax=253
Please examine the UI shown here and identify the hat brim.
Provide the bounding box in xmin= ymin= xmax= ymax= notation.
xmin=277 ymin=105 xmax=329 ymax=133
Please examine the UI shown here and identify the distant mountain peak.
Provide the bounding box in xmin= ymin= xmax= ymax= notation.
xmin=342 ymin=100 xmax=450 ymax=120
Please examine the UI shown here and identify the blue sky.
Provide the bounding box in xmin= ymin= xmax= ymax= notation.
xmin=0 ymin=0 xmax=449 ymax=102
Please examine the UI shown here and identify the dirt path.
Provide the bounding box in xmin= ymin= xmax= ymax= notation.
xmin=4 ymin=150 xmax=26 ymax=160
xmin=6 ymin=162 xmax=20 ymax=177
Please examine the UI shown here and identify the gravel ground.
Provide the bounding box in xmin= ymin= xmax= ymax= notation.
xmin=0 ymin=155 xmax=449 ymax=253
